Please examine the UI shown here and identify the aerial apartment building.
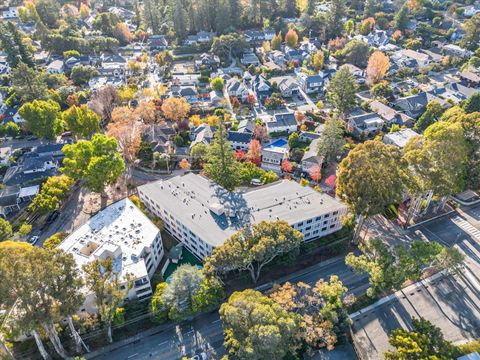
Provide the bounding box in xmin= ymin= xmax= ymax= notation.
xmin=138 ymin=173 xmax=347 ymax=260
xmin=57 ymin=198 xmax=164 ymax=308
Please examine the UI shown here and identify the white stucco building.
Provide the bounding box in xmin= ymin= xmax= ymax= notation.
xmin=57 ymin=198 xmax=164 ymax=310
xmin=138 ymin=173 xmax=347 ymax=260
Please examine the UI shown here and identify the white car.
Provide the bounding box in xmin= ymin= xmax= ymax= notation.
xmin=28 ymin=236 xmax=39 ymax=245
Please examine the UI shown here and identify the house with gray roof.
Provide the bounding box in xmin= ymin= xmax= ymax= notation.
xmin=228 ymin=131 xmax=252 ymax=151
xmin=265 ymin=112 xmax=298 ymax=134
xmin=393 ymin=92 xmax=450 ymax=119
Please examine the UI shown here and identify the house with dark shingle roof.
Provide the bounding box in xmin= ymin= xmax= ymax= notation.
xmin=393 ymin=92 xmax=450 ymax=119
xmin=228 ymin=131 xmax=252 ymax=151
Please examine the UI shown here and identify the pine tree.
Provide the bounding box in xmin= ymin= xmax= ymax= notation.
xmin=394 ymin=4 xmax=409 ymax=31
xmin=326 ymin=0 xmax=347 ymax=39
xmin=203 ymin=123 xmax=241 ymax=191
xmin=173 ymin=0 xmax=188 ymax=39
xmin=363 ymin=0 xmax=377 ymax=18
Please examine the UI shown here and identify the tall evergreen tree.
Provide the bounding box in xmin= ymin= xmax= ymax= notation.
xmin=326 ymin=0 xmax=347 ymax=39
xmin=203 ymin=123 xmax=241 ymax=191
xmin=173 ymin=0 xmax=188 ymax=39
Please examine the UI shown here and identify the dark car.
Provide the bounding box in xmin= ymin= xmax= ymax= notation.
xmin=46 ymin=211 xmax=60 ymax=224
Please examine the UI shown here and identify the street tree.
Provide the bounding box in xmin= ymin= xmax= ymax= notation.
xmin=0 ymin=218 xmax=12 ymax=241
xmin=366 ymin=51 xmax=390 ymax=85
xmin=316 ymin=116 xmax=345 ymax=164
xmin=203 ymin=124 xmax=241 ymax=190
xmin=326 ymin=67 xmax=359 ymax=115
xmin=247 ymin=139 xmax=262 ymax=166
xmin=210 ymin=33 xmax=248 ymax=61
xmin=29 ymin=175 xmax=74 ymax=215
xmin=220 ymin=289 xmax=299 ymax=360
xmin=160 ymin=265 xmax=224 ymax=320
xmin=346 ymin=239 xmax=463 ymax=297
xmin=336 ymin=141 xmax=407 ymax=240
xmin=441 ymin=108 xmax=480 ymax=189
xmin=61 ymin=134 xmax=126 ymax=195
xmin=82 ymin=259 xmax=132 ymax=343
xmin=403 ymin=121 xmax=469 ymax=213
xmin=62 ymin=105 xmax=101 ymax=138
xmin=205 ymin=221 xmax=303 ymax=283
xmin=19 ymin=99 xmax=62 ymax=140
xmin=269 ymin=276 xmax=350 ymax=351
xmin=271 ymin=32 xmax=282 ymax=50
xmin=43 ymin=232 xmax=68 ymax=250
xmin=189 ymin=142 xmax=209 ymax=169
xmin=394 ymin=4 xmax=409 ymax=31
xmin=385 ymin=318 xmax=460 ymax=359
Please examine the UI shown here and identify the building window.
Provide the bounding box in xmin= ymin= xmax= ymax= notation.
xmin=305 ymin=226 xmax=311 ymax=231
xmin=307 ymin=219 xmax=312 ymax=224
xmin=321 ymin=227 xmax=327 ymax=231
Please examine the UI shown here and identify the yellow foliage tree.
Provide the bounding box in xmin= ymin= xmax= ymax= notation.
xmin=366 ymin=51 xmax=390 ymax=85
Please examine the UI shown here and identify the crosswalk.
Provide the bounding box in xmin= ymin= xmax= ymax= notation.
xmin=451 ymin=215 xmax=480 ymax=243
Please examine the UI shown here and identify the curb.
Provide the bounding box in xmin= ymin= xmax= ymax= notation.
xmin=406 ymin=209 xmax=456 ymax=229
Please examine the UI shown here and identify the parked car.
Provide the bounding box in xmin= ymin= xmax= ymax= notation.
xmin=28 ymin=236 xmax=39 ymax=245
xmin=46 ymin=211 xmax=60 ymax=224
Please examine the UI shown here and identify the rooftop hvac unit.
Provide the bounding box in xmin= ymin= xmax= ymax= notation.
xmin=209 ymin=203 xmax=225 ymax=216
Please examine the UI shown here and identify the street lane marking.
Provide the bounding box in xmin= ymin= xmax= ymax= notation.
xmin=127 ymin=353 xmax=138 ymax=359
xmin=212 ymin=319 xmax=222 ymax=324
xmin=452 ymin=216 xmax=480 ymax=242
xmin=158 ymin=341 xmax=169 ymax=346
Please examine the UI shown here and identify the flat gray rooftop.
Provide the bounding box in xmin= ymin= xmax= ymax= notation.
xmin=138 ymin=173 xmax=346 ymax=247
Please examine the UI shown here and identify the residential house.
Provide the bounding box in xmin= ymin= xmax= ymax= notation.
xmin=266 ymin=50 xmax=287 ymax=67
xmin=301 ymin=138 xmax=323 ymax=174
xmin=171 ymin=73 xmax=201 ymax=87
xmin=194 ymin=53 xmax=220 ymax=70
xmin=369 ymin=100 xmax=414 ymax=127
xmin=0 ymin=186 xmax=20 ymax=217
xmin=355 ymin=30 xmax=390 ymax=48
xmin=143 ymin=124 xmax=176 ymax=154
xmin=276 ymin=77 xmax=299 ymax=98
xmin=244 ymin=30 xmax=265 ymax=43
xmin=228 ymin=131 xmax=252 ymax=151
xmin=420 ymin=49 xmax=444 ymax=64
xmin=190 ymin=124 xmax=214 ymax=147
xmin=463 ymin=4 xmax=480 ymax=17
xmin=138 ymin=173 xmax=348 ymax=260
xmin=148 ymin=35 xmax=169 ymax=51
xmin=265 ymin=112 xmax=298 ymax=134
xmin=209 ymin=90 xmax=224 ymax=106
xmin=3 ymin=154 xmax=58 ymax=186
xmin=65 ymin=56 xmax=92 ymax=72
xmin=297 ymin=73 xmax=323 ymax=94
xmin=393 ymin=49 xmax=431 ymax=69
xmin=261 ymin=138 xmax=289 ymax=174
xmin=171 ymin=86 xmax=199 ymax=104
xmin=339 ymin=64 xmax=365 ymax=84
xmin=443 ymin=44 xmax=472 ymax=58
xmin=47 ymin=60 xmax=64 ymax=74
xmin=393 ymin=92 xmax=450 ymax=119
xmin=460 ymin=71 xmax=480 ymax=87
xmin=252 ymin=75 xmax=272 ymax=100
xmin=383 ymin=129 xmax=419 ymax=148
xmin=186 ymin=31 xmax=215 ymax=45
xmin=1 ymin=106 xmax=24 ymax=125
xmin=241 ymin=52 xmax=261 ymax=66
xmin=238 ymin=119 xmax=255 ymax=133
xmin=433 ymin=83 xmax=479 ymax=103
xmin=347 ymin=113 xmax=385 ymax=137
xmin=226 ymin=78 xmax=250 ymax=102
xmin=300 ymin=131 xmax=321 ymax=143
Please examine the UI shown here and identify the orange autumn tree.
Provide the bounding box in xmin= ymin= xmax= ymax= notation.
xmin=178 ymin=159 xmax=191 ymax=169
xmin=161 ymin=97 xmax=191 ymax=122
xmin=107 ymin=107 xmax=144 ymax=175
xmin=309 ymin=165 xmax=322 ymax=184
xmin=366 ymin=51 xmax=390 ymax=85
xmin=285 ymin=29 xmax=299 ymax=48
xmin=247 ymin=139 xmax=262 ymax=166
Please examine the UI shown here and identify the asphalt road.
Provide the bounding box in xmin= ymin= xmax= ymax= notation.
xmin=93 ymin=256 xmax=369 ymax=360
